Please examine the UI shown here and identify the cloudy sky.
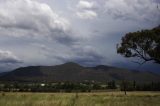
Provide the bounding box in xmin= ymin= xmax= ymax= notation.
xmin=0 ymin=0 xmax=160 ymax=72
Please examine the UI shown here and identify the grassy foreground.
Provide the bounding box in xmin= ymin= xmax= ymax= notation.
xmin=0 ymin=92 xmax=160 ymax=106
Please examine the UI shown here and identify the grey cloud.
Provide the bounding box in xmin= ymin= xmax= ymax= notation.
xmin=104 ymin=0 xmax=160 ymax=23
xmin=46 ymin=44 xmax=106 ymax=66
xmin=76 ymin=10 xmax=97 ymax=20
xmin=0 ymin=0 xmax=159 ymax=72
xmin=153 ymin=0 xmax=160 ymax=3
xmin=76 ymin=0 xmax=97 ymax=19
xmin=71 ymin=45 xmax=105 ymax=64
xmin=0 ymin=0 xmax=77 ymax=45
xmin=0 ymin=50 xmax=22 ymax=64
xmin=77 ymin=0 xmax=94 ymax=9
xmin=31 ymin=41 xmax=106 ymax=66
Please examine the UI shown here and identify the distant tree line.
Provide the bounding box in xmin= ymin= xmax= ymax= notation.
xmin=120 ymin=81 xmax=160 ymax=91
xmin=0 ymin=81 xmax=160 ymax=92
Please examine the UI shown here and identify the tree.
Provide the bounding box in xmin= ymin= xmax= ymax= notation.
xmin=107 ymin=81 xmax=117 ymax=89
xmin=133 ymin=80 xmax=136 ymax=90
xmin=120 ymin=80 xmax=127 ymax=95
xmin=117 ymin=26 xmax=160 ymax=65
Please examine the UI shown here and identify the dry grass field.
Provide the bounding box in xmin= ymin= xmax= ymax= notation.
xmin=0 ymin=92 xmax=160 ymax=106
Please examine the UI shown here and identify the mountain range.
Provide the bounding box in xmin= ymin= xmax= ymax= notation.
xmin=0 ymin=62 xmax=159 ymax=83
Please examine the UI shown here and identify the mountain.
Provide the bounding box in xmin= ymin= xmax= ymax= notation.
xmin=0 ymin=62 xmax=160 ymax=83
xmin=0 ymin=72 xmax=8 ymax=77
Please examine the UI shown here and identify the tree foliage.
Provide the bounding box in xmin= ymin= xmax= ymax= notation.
xmin=117 ymin=26 xmax=160 ymax=64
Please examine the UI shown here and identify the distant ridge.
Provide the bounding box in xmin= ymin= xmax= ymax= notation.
xmin=0 ymin=62 xmax=160 ymax=83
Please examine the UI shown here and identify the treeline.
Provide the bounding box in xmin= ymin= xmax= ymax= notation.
xmin=0 ymin=81 xmax=116 ymax=92
xmin=0 ymin=81 xmax=160 ymax=92
xmin=120 ymin=81 xmax=160 ymax=91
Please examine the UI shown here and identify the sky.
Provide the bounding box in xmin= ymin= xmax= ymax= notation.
xmin=0 ymin=0 xmax=160 ymax=73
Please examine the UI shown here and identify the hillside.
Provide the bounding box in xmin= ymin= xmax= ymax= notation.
xmin=0 ymin=62 xmax=159 ymax=83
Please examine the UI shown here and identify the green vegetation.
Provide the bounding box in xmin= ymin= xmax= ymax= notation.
xmin=0 ymin=81 xmax=160 ymax=92
xmin=117 ymin=26 xmax=160 ymax=64
xmin=0 ymin=92 xmax=160 ymax=106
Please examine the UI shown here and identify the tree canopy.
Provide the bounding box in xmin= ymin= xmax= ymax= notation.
xmin=117 ymin=26 xmax=160 ymax=64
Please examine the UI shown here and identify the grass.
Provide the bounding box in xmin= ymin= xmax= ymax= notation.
xmin=0 ymin=92 xmax=160 ymax=106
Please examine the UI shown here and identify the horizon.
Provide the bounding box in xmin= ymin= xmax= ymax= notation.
xmin=0 ymin=0 xmax=160 ymax=73
xmin=0 ymin=61 xmax=159 ymax=74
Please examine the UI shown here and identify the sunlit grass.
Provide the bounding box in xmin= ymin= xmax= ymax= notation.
xmin=0 ymin=92 xmax=160 ymax=106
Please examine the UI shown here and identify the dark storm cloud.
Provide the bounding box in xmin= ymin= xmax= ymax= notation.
xmin=112 ymin=60 xmax=160 ymax=74
xmin=70 ymin=45 xmax=105 ymax=66
xmin=153 ymin=0 xmax=160 ymax=3
xmin=39 ymin=44 xmax=106 ymax=66
xmin=0 ymin=59 xmax=21 ymax=64
xmin=53 ymin=51 xmax=105 ymax=66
